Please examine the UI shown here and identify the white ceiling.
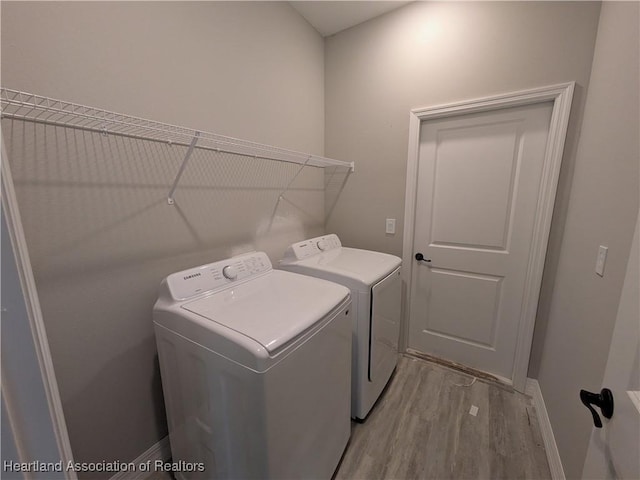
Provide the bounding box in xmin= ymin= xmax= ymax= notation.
xmin=289 ymin=1 xmax=412 ymax=37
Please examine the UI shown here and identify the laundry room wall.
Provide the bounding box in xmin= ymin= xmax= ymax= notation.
xmin=324 ymin=1 xmax=601 ymax=256
xmin=531 ymin=2 xmax=639 ymax=476
xmin=1 ymin=2 xmax=328 ymax=476
xmin=325 ymin=1 xmax=638 ymax=478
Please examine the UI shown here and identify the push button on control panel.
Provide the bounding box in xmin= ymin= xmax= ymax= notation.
xmin=243 ymin=255 xmax=268 ymax=274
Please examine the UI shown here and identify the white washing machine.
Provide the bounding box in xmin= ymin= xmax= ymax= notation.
xmin=153 ymin=251 xmax=352 ymax=480
xmin=280 ymin=234 xmax=402 ymax=420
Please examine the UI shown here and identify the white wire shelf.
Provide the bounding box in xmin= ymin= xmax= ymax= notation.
xmin=1 ymin=88 xmax=354 ymax=203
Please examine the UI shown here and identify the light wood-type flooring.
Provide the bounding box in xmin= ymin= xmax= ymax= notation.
xmin=334 ymin=354 xmax=551 ymax=480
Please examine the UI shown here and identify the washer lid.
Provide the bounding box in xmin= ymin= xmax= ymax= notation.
xmin=181 ymin=270 xmax=349 ymax=354
xmin=287 ymin=247 xmax=401 ymax=287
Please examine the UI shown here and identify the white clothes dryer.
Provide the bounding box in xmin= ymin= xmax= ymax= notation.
xmin=280 ymin=234 xmax=402 ymax=420
xmin=153 ymin=251 xmax=351 ymax=480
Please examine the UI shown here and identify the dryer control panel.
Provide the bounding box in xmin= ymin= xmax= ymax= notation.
xmin=163 ymin=251 xmax=272 ymax=300
xmin=281 ymin=234 xmax=342 ymax=263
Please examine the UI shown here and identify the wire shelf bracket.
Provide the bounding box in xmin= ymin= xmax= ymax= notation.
xmin=0 ymin=88 xmax=355 ymax=204
xmin=167 ymin=132 xmax=200 ymax=205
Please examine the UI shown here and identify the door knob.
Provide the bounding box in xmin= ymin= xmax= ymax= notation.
xmin=415 ymin=253 xmax=431 ymax=263
xmin=580 ymin=388 xmax=614 ymax=428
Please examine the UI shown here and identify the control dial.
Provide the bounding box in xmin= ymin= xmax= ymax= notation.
xmin=317 ymin=239 xmax=328 ymax=251
xmin=222 ymin=265 xmax=238 ymax=280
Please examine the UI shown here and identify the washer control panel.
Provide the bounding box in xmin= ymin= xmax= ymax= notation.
xmin=165 ymin=251 xmax=272 ymax=300
xmin=281 ymin=234 xmax=342 ymax=262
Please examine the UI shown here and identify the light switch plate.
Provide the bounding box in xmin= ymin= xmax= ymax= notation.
xmin=596 ymin=245 xmax=608 ymax=277
xmin=385 ymin=218 xmax=396 ymax=234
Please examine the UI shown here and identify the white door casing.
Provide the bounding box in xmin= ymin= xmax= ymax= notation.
xmin=582 ymin=211 xmax=640 ymax=479
xmin=1 ymin=131 xmax=77 ymax=476
xmin=402 ymin=83 xmax=575 ymax=391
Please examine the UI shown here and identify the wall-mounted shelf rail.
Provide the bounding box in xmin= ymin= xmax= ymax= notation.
xmin=0 ymin=88 xmax=355 ymax=204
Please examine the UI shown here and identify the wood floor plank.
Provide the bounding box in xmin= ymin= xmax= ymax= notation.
xmin=335 ymin=355 xmax=551 ymax=480
xmin=452 ymin=380 xmax=491 ymax=479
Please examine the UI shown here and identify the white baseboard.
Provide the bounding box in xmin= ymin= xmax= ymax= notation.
xmin=109 ymin=436 xmax=171 ymax=480
xmin=526 ymin=378 xmax=565 ymax=480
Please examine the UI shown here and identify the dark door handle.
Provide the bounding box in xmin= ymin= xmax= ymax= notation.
xmin=415 ymin=252 xmax=431 ymax=263
xmin=580 ymin=388 xmax=614 ymax=428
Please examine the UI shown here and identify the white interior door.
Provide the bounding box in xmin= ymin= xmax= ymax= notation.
xmin=582 ymin=212 xmax=639 ymax=479
xmin=408 ymin=102 xmax=553 ymax=382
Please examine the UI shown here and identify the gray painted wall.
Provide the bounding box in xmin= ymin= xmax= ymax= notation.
xmin=1 ymin=2 xmax=326 ymax=476
xmin=533 ymin=2 xmax=639 ymax=477
xmin=324 ymin=1 xmax=601 ymax=255
xmin=325 ymin=1 xmax=638 ymax=477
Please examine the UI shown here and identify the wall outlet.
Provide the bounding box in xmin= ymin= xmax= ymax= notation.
xmin=385 ymin=218 xmax=396 ymax=234
xmin=595 ymin=245 xmax=608 ymax=277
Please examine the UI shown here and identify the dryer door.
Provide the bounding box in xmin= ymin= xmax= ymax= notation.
xmin=369 ymin=266 xmax=402 ymax=382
